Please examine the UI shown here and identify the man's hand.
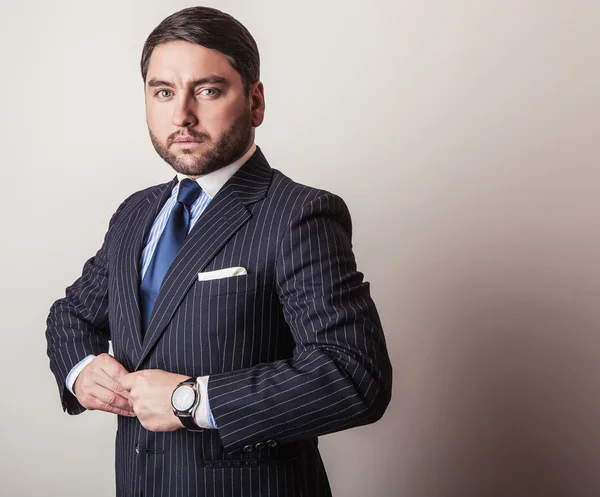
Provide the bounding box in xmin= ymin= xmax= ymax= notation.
xmin=122 ymin=370 xmax=190 ymax=432
xmin=73 ymin=353 xmax=135 ymax=417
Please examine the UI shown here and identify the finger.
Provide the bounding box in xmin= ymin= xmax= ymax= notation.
xmin=98 ymin=355 xmax=131 ymax=383
xmin=94 ymin=369 xmax=130 ymax=400
xmin=89 ymin=384 xmax=135 ymax=414
xmin=84 ymin=395 xmax=136 ymax=417
xmin=120 ymin=372 xmax=137 ymax=392
xmin=101 ymin=404 xmax=136 ymax=417
xmin=96 ymin=402 xmax=136 ymax=417
xmin=116 ymin=409 xmax=136 ymax=417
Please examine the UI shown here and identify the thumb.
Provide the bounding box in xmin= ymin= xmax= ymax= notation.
xmin=120 ymin=372 xmax=137 ymax=392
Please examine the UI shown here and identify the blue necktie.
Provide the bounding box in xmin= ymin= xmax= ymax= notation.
xmin=140 ymin=179 xmax=202 ymax=332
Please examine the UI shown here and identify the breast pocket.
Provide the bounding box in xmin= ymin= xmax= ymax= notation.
xmin=193 ymin=271 xmax=259 ymax=298
xmin=191 ymin=271 xmax=265 ymax=373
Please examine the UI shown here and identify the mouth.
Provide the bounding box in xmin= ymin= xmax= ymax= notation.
xmin=171 ymin=131 xmax=207 ymax=144
xmin=172 ymin=137 xmax=205 ymax=150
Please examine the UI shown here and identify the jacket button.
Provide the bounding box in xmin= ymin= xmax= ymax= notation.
xmin=135 ymin=444 xmax=140 ymax=454
xmin=254 ymin=442 xmax=266 ymax=450
xmin=266 ymin=439 xmax=277 ymax=448
xmin=243 ymin=444 xmax=253 ymax=452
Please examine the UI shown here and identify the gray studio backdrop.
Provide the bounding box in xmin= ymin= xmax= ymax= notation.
xmin=1 ymin=1 xmax=600 ymax=496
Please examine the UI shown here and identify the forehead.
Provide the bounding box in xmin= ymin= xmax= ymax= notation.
xmin=146 ymin=40 xmax=240 ymax=85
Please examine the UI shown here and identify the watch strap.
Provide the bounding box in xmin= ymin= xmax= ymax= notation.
xmin=178 ymin=414 xmax=202 ymax=431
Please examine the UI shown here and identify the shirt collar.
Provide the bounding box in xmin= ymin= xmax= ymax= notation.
xmin=176 ymin=142 xmax=257 ymax=200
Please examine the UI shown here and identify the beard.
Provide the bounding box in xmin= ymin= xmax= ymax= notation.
xmin=149 ymin=107 xmax=254 ymax=177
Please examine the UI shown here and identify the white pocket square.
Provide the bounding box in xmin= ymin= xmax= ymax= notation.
xmin=198 ymin=267 xmax=247 ymax=281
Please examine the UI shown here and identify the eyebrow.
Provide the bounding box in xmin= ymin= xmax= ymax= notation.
xmin=146 ymin=76 xmax=227 ymax=89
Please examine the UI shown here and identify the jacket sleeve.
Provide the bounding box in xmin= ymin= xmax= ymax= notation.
xmin=45 ymin=195 xmax=133 ymax=414
xmin=207 ymin=191 xmax=393 ymax=452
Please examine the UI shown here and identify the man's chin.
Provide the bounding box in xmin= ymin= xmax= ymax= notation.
xmin=168 ymin=156 xmax=210 ymax=176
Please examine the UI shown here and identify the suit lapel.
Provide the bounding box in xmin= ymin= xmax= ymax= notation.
xmin=135 ymin=147 xmax=272 ymax=370
xmin=113 ymin=180 xmax=175 ymax=359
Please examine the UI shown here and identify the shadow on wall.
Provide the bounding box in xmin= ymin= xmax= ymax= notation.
xmin=391 ymin=218 xmax=600 ymax=497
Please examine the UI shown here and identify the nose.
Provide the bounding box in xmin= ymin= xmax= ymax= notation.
xmin=172 ymin=94 xmax=198 ymax=128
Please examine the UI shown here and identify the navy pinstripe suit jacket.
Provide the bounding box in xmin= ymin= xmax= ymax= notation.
xmin=46 ymin=147 xmax=392 ymax=497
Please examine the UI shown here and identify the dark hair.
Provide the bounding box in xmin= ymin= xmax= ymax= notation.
xmin=141 ymin=6 xmax=260 ymax=93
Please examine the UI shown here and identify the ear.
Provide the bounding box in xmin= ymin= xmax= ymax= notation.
xmin=249 ymin=81 xmax=265 ymax=127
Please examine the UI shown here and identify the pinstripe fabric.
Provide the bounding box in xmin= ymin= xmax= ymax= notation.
xmin=46 ymin=147 xmax=392 ymax=497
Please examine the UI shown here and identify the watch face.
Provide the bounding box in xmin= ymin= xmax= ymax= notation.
xmin=172 ymin=385 xmax=196 ymax=412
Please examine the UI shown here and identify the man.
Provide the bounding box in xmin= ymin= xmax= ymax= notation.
xmin=46 ymin=6 xmax=392 ymax=497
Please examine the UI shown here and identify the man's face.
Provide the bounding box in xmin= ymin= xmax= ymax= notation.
xmin=145 ymin=40 xmax=264 ymax=177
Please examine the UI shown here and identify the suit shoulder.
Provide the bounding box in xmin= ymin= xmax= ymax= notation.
xmin=124 ymin=180 xmax=172 ymax=204
xmin=267 ymin=169 xmax=352 ymax=234
xmin=269 ymin=168 xmax=347 ymax=207
xmin=112 ymin=180 xmax=173 ymax=219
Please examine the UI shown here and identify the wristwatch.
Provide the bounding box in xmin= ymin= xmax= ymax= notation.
xmin=171 ymin=377 xmax=202 ymax=431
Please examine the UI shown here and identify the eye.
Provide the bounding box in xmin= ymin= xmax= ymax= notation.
xmin=155 ymin=89 xmax=173 ymax=99
xmin=198 ymin=88 xmax=221 ymax=97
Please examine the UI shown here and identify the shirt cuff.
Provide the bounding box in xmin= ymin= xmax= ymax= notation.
xmin=194 ymin=376 xmax=217 ymax=429
xmin=65 ymin=355 xmax=96 ymax=396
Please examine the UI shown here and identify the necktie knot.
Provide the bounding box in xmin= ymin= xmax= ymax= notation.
xmin=178 ymin=179 xmax=201 ymax=207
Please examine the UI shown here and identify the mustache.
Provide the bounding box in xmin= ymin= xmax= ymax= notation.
xmin=168 ymin=130 xmax=210 ymax=146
